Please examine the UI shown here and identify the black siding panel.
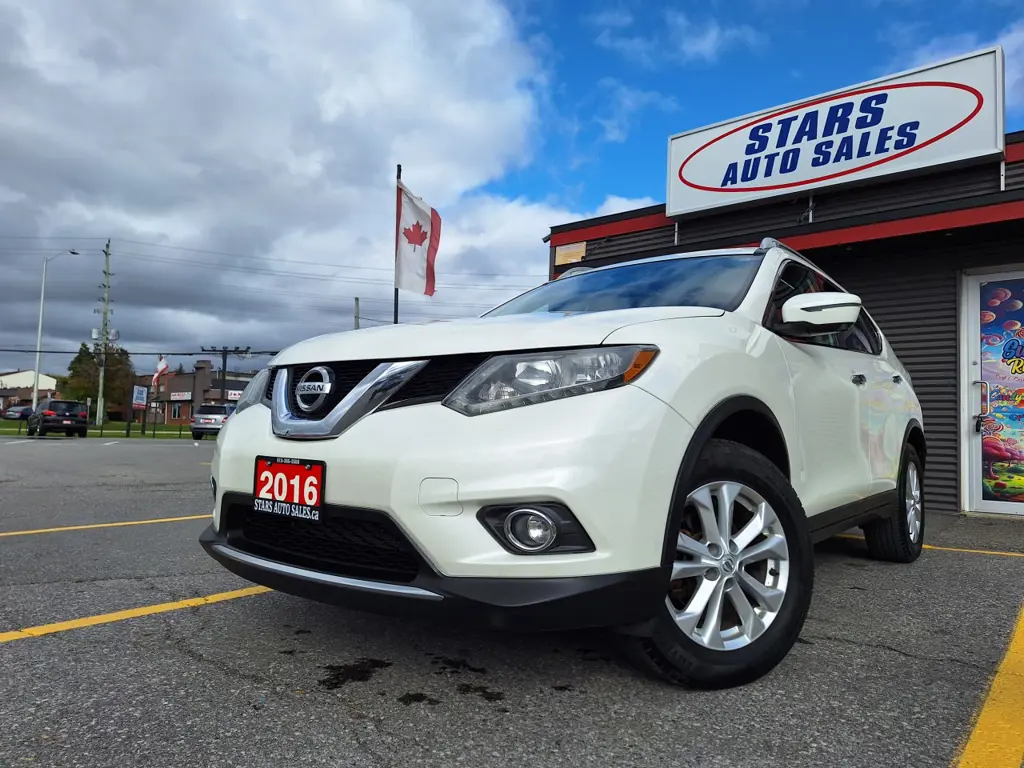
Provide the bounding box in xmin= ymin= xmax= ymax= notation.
xmin=584 ymin=225 xmax=675 ymax=261
xmin=564 ymin=162 xmax=1009 ymax=272
xmin=810 ymin=225 xmax=1024 ymax=515
xmin=1006 ymin=161 xmax=1024 ymax=192
xmin=813 ymin=165 xmax=1001 ymax=222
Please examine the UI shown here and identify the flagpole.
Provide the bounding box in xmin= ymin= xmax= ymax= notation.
xmin=393 ymin=163 xmax=402 ymax=324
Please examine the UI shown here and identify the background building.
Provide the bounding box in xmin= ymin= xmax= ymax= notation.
xmin=135 ymin=359 xmax=257 ymax=425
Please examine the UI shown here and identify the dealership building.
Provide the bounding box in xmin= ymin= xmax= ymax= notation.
xmin=546 ymin=47 xmax=1024 ymax=518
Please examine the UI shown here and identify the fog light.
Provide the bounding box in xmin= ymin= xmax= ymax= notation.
xmin=503 ymin=508 xmax=557 ymax=552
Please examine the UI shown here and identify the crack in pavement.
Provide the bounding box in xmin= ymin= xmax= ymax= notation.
xmin=1 ymin=569 xmax=227 ymax=589
xmin=802 ymin=633 xmax=1002 ymax=673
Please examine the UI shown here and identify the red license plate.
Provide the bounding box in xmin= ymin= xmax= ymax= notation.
xmin=252 ymin=456 xmax=325 ymax=522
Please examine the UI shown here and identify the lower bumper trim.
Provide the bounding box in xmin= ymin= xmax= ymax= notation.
xmin=200 ymin=524 xmax=667 ymax=632
xmin=207 ymin=543 xmax=443 ymax=600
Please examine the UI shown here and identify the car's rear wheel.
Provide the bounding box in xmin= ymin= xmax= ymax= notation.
xmin=78 ymin=428 xmax=88 ymax=438
xmin=26 ymin=426 xmax=36 ymax=437
xmin=623 ymin=438 xmax=813 ymax=690
xmin=862 ymin=443 xmax=924 ymax=563
xmin=192 ymin=432 xmax=202 ymax=440
xmin=37 ymin=427 xmax=47 ymax=438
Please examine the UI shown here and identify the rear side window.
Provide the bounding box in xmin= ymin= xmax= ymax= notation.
xmin=196 ymin=405 xmax=228 ymax=415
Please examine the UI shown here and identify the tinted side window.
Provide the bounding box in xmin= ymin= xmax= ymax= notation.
xmin=835 ymin=311 xmax=883 ymax=355
xmin=765 ymin=261 xmax=878 ymax=353
xmin=764 ymin=262 xmax=840 ymax=349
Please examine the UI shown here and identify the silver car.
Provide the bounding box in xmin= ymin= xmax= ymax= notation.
xmin=190 ymin=404 xmax=233 ymax=439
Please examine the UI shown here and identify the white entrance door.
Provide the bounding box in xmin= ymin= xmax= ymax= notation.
xmin=964 ymin=271 xmax=1024 ymax=516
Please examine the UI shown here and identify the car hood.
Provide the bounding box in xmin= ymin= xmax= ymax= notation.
xmin=271 ymin=306 xmax=725 ymax=365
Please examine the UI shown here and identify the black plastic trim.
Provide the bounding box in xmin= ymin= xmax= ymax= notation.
xmin=806 ymin=491 xmax=898 ymax=544
xmin=476 ymin=503 xmax=596 ymax=555
xmin=200 ymin=524 xmax=666 ymax=632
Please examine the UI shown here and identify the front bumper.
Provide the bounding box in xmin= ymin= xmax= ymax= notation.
xmin=199 ymin=523 xmax=667 ymax=632
xmin=210 ymin=384 xmax=694 ymax=580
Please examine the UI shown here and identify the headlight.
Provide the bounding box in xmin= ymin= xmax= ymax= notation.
xmin=442 ymin=345 xmax=658 ymax=416
xmin=233 ymin=368 xmax=271 ymax=416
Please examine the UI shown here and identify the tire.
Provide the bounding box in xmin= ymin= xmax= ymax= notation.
xmin=38 ymin=428 xmax=47 ymax=438
xmin=78 ymin=428 xmax=88 ymax=438
xmin=26 ymin=426 xmax=36 ymax=437
xmin=622 ymin=438 xmax=814 ymax=690
xmin=862 ymin=443 xmax=924 ymax=563
xmin=192 ymin=432 xmax=201 ymax=440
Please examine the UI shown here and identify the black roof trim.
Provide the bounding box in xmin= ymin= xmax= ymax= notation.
xmin=1008 ymin=129 xmax=1024 ymax=145
xmin=549 ymin=203 xmax=666 ymax=236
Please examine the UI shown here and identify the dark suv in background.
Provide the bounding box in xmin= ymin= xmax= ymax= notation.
xmin=27 ymin=399 xmax=89 ymax=437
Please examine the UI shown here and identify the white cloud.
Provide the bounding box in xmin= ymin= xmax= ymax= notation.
xmin=885 ymin=19 xmax=1024 ymax=110
xmin=0 ymin=0 xmax=653 ymax=373
xmin=594 ymin=79 xmax=679 ymax=143
xmin=593 ymin=9 xmax=762 ymax=68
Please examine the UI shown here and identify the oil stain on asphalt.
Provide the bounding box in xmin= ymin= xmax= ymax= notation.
xmin=318 ymin=658 xmax=393 ymax=689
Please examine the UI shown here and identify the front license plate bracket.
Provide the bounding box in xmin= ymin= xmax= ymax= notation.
xmin=252 ymin=455 xmax=326 ymax=522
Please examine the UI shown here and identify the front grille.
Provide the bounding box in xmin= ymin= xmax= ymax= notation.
xmin=380 ymin=353 xmax=491 ymax=409
xmin=286 ymin=361 xmax=380 ymax=419
xmin=225 ymin=500 xmax=421 ymax=582
xmin=275 ymin=354 xmax=491 ymax=419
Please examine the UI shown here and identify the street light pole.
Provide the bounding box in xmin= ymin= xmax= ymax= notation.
xmin=32 ymin=249 xmax=78 ymax=411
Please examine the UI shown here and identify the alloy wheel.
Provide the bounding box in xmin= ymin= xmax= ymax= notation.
xmin=905 ymin=461 xmax=922 ymax=543
xmin=668 ymin=481 xmax=790 ymax=652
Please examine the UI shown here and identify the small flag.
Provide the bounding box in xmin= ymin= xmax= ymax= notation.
xmin=152 ymin=355 xmax=169 ymax=388
xmin=395 ymin=180 xmax=441 ymax=296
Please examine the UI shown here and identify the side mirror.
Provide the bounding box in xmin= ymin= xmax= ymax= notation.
xmin=777 ymin=291 xmax=862 ymax=338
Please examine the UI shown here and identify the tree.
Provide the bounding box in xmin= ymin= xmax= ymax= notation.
xmin=175 ymin=362 xmax=186 ymax=375
xmin=61 ymin=343 xmax=137 ymax=416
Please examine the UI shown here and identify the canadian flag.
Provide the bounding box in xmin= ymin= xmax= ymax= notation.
xmin=152 ymin=355 xmax=169 ymax=388
xmin=395 ymin=180 xmax=441 ymax=296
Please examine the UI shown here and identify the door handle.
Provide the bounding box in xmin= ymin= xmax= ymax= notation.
xmin=851 ymin=373 xmax=867 ymax=386
xmin=892 ymin=374 xmax=902 ymax=384
xmin=973 ymin=380 xmax=990 ymax=416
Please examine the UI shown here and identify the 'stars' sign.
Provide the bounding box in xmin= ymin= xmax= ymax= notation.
xmin=666 ymin=47 xmax=1005 ymax=217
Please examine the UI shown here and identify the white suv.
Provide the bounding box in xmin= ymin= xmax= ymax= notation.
xmin=200 ymin=237 xmax=925 ymax=689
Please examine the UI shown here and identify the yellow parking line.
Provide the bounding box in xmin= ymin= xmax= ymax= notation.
xmin=0 ymin=514 xmax=210 ymax=538
xmin=0 ymin=586 xmax=272 ymax=643
xmin=834 ymin=534 xmax=1024 ymax=559
xmin=954 ymin=603 xmax=1024 ymax=767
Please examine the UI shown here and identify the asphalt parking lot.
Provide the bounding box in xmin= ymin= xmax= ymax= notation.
xmin=1 ymin=437 xmax=1022 ymax=768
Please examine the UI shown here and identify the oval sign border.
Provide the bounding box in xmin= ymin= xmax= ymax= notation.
xmin=676 ymin=81 xmax=984 ymax=194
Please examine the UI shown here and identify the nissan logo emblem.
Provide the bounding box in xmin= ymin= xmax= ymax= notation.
xmin=294 ymin=366 xmax=333 ymax=413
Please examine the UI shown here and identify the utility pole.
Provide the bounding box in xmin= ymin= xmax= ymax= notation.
xmin=201 ymin=346 xmax=251 ymax=404
xmin=354 ymin=297 xmax=360 ymax=330
xmin=94 ymin=240 xmax=113 ymax=427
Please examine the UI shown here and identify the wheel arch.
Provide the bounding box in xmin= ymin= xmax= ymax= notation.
xmin=660 ymin=395 xmax=791 ymax=568
xmin=903 ymin=418 xmax=926 ymax=468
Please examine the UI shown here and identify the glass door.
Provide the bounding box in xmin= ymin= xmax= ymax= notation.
xmin=966 ymin=271 xmax=1024 ymax=516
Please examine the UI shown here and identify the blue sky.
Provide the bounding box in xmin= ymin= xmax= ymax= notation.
xmin=486 ymin=0 xmax=1024 ymax=213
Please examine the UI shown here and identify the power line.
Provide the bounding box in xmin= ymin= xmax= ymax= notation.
xmin=0 ymin=235 xmax=548 ymax=278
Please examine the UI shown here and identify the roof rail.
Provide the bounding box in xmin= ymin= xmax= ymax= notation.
xmin=557 ymin=266 xmax=594 ymax=279
xmin=759 ymin=236 xmax=827 ymax=273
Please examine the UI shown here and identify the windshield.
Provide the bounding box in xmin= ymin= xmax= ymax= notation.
xmin=197 ymin=405 xmax=228 ymax=415
xmin=485 ymin=254 xmax=763 ymax=317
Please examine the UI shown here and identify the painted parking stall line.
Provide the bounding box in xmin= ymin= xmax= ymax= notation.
xmin=0 ymin=586 xmax=272 ymax=644
xmin=0 ymin=514 xmax=210 ymax=538
xmin=954 ymin=602 xmax=1024 ymax=767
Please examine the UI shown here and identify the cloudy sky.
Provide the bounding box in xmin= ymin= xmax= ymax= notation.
xmin=0 ymin=0 xmax=1021 ymax=376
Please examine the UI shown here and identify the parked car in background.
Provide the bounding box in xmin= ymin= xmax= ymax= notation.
xmin=26 ymin=399 xmax=89 ymax=437
xmin=2 ymin=405 xmax=32 ymax=420
xmin=190 ymin=404 xmax=233 ymax=440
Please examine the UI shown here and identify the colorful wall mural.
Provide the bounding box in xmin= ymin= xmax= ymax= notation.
xmin=979 ymin=279 xmax=1024 ymax=502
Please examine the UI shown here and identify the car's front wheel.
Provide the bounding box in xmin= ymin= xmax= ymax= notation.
xmin=623 ymin=438 xmax=814 ymax=690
